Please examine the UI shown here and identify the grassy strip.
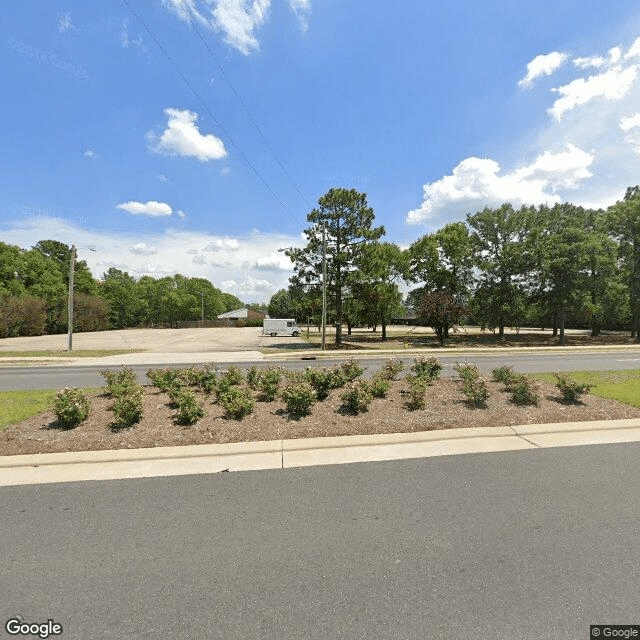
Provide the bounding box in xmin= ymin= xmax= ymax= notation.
xmin=530 ymin=370 xmax=640 ymax=408
xmin=0 ymin=387 xmax=101 ymax=429
xmin=0 ymin=349 xmax=146 ymax=358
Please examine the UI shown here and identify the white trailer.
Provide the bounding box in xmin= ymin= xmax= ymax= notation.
xmin=263 ymin=318 xmax=301 ymax=337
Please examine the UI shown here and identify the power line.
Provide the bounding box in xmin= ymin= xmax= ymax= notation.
xmin=121 ymin=0 xmax=304 ymax=230
xmin=174 ymin=0 xmax=313 ymax=211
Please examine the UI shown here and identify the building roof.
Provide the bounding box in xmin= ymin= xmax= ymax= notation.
xmin=217 ymin=307 xmax=249 ymax=319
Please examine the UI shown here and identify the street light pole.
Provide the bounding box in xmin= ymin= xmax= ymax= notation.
xmin=67 ymin=244 xmax=76 ymax=352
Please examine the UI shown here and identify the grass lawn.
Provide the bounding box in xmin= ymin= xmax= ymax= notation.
xmin=530 ymin=370 xmax=640 ymax=408
xmin=0 ymin=387 xmax=101 ymax=429
xmin=0 ymin=349 xmax=146 ymax=358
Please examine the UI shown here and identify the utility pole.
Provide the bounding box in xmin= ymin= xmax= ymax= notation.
xmin=321 ymin=222 xmax=327 ymax=351
xmin=198 ymin=291 xmax=204 ymax=327
xmin=67 ymin=244 xmax=76 ymax=352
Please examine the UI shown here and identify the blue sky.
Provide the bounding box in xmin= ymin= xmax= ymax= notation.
xmin=3 ymin=0 xmax=640 ymax=302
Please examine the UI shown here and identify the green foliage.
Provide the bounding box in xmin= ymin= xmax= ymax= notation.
xmin=461 ymin=378 xmax=489 ymax=408
xmin=453 ymin=362 xmax=480 ymax=383
xmin=304 ymin=367 xmax=335 ymax=400
xmin=221 ymin=364 xmax=244 ymax=386
xmin=268 ymin=288 xmax=297 ymax=319
xmin=328 ymin=365 xmax=347 ymax=388
xmin=281 ymin=383 xmax=316 ymax=416
xmin=52 ymin=387 xmax=90 ymax=427
xmin=405 ymin=374 xmax=428 ymax=409
xmin=174 ymin=389 xmax=205 ymax=425
xmin=246 ymin=365 xmax=262 ymax=389
xmin=112 ymin=387 xmax=144 ymax=427
xmin=509 ymin=374 xmax=540 ymax=406
xmin=258 ymin=366 xmax=282 ymax=402
xmin=380 ymin=358 xmax=405 ymax=380
xmin=100 ymin=366 xmax=138 ymax=397
xmin=340 ymin=381 xmax=373 ymax=414
xmin=218 ymin=386 xmax=255 ymax=419
xmin=491 ymin=366 xmax=516 ymax=384
xmin=411 ymin=356 xmax=442 ymax=381
xmin=340 ymin=357 xmax=365 ymax=381
xmin=0 ymin=294 xmax=48 ymax=338
xmin=147 ymin=368 xmax=183 ymax=393
xmin=283 ymin=368 xmax=306 ymax=383
xmin=370 ymin=373 xmax=390 ymax=398
xmin=554 ymin=373 xmax=592 ymax=403
xmin=417 ymin=291 xmax=469 ymax=345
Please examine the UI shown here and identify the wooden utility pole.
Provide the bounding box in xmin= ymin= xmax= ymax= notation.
xmin=67 ymin=244 xmax=76 ymax=352
xmin=321 ymin=222 xmax=327 ymax=350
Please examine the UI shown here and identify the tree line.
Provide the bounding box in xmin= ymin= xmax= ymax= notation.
xmin=269 ymin=186 xmax=640 ymax=345
xmin=0 ymin=239 xmax=244 ymax=338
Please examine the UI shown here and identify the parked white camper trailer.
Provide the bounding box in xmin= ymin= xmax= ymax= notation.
xmin=263 ymin=318 xmax=301 ymax=337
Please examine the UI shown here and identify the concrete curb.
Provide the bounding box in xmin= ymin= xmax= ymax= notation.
xmin=2 ymin=418 xmax=640 ymax=487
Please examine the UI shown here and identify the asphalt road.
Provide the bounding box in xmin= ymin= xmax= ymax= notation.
xmin=1 ymin=350 xmax=640 ymax=390
xmin=1 ymin=443 xmax=639 ymax=639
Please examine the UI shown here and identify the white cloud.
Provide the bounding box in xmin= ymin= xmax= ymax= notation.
xmin=117 ymin=201 xmax=173 ymax=217
xmin=130 ymin=243 xmax=158 ymax=255
xmin=518 ymin=51 xmax=567 ymax=88
xmin=177 ymin=210 xmax=187 ymax=219
xmin=57 ymin=12 xmax=78 ymax=33
xmin=83 ymin=149 xmax=97 ymax=159
xmin=289 ymin=0 xmax=311 ymax=31
xmin=549 ymin=65 xmax=639 ymax=120
xmin=0 ymin=215 xmax=303 ymax=302
xmin=156 ymin=173 xmax=172 ymax=184
xmin=204 ymin=237 xmax=240 ymax=250
xmin=148 ymin=108 xmax=227 ymax=162
xmin=121 ymin=19 xmax=145 ymax=50
xmin=193 ymin=255 xmax=207 ymax=264
xmin=620 ymin=112 xmax=640 ymax=153
xmin=253 ymin=253 xmax=291 ymax=271
xmin=406 ymin=144 xmax=594 ymax=224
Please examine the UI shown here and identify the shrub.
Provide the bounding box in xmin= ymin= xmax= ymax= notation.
xmin=304 ymin=367 xmax=334 ymax=400
xmin=554 ymin=373 xmax=592 ymax=403
xmin=199 ymin=367 xmax=218 ymax=396
xmin=258 ymin=367 xmax=282 ymax=402
xmin=329 ymin=365 xmax=347 ymax=388
xmin=100 ymin=366 xmax=138 ymax=397
xmin=52 ymin=387 xmax=91 ymax=427
xmin=112 ymin=387 xmax=144 ymax=427
xmin=218 ymin=386 xmax=255 ymax=419
xmin=369 ymin=373 xmax=390 ymax=398
xmin=246 ymin=365 xmax=262 ymax=389
xmin=510 ymin=374 xmax=540 ymax=406
xmin=453 ymin=362 xmax=480 ymax=384
xmin=283 ymin=369 xmax=305 ymax=383
xmin=340 ymin=381 xmax=373 ymax=415
xmin=405 ymin=374 xmax=428 ymax=410
xmin=221 ymin=364 xmax=244 ymax=386
xmin=281 ymin=383 xmax=316 ymax=416
xmin=412 ymin=356 xmax=442 ymax=381
xmin=180 ymin=366 xmax=205 ymax=387
xmin=147 ymin=367 xmax=183 ymax=393
xmin=380 ymin=358 xmax=405 ymax=380
xmin=340 ymin=357 xmax=365 ymax=381
xmin=491 ymin=365 xmax=516 ymax=385
xmin=461 ymin=378 xmax=489 ymax=408
xmin=175 ymin=389 xmax=205 ymax=424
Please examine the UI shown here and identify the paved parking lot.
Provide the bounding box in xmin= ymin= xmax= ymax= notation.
xmin=0 ymin=327 xmax=308 ymax=353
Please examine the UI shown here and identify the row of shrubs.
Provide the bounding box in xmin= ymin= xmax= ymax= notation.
xmin=51 ymin=358 xmax=592 ymax=427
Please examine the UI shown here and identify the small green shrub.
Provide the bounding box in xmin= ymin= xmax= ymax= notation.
xmin=329 ymin=365 xmax=347 ymax=388
xmin=412 ymin=356 xmax=442 ymax=381
xmin=405 ymin=374 xmax=428 ymax=409
xmin=453 ymin=362 xmax=480 ymax=383
xmin=491 ymin=365 xmax=516 ymax=384
xmin=218 ymin=386 xmax=255 ymax=419
xmin=281 ymin=383 xmax=316 ymax=416
xmin=147 ymin=367 xmax=183 ymax=393
xmin=554 ymin=373 xmax=592 ymax=403
xmin=180 ymin=366 xmax=205 ymax=387
xmin=461 ymin=378 xmax=489 ymax=408
xmin=304 ymin=367 xmax=335 ymax=400
xmin=52 ymin=387 xmax=91 ymax=427
xmin=175 ymin=389 xmax=205 ymax=424
xmin=112 ymin=387 xmax=144 ymax=427
xmin=100 ymin=366 xmax=138 ymax=397
xmin=380 ymin=358 xmax=405 ymax=380
xmin=258 ymin=367 xmax=282 ymax=402
xmin=199 ymin=368 xmax=218 ymax=396
xmin=340 ymin=381 xmax=373 ymax=415
xmin=369 ymin=373 xmax=390 ymax=398
xmin=221 ymin=364 xmax=244 ymax=386
xmin=510 ymin=374 xmax=540 ymax=405
xmin=282 ymin=368 xmax=305 ymax=383
xmin=246 ymin=365 xmax=262 ymax=389
xmin=340 ymin=357 xmax=365 ymax=381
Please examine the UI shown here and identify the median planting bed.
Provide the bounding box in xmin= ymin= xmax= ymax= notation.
xmin=1 ymin=358 xmax=639 ymax=456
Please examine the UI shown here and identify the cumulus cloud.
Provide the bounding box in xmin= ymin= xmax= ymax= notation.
xmin=203 ymin=237 xmax=240 ymax=250
xmin=117 ymin=201 xmax=173 ymax=217
xmin=406 ymin=144 xmax=594 ymax=224
xmin=177 ymin=210 xmax=187 ymax=219
xmin=193 ymin=255 xmax=207 ymax=264
xmin=549 ymin=65 xmax=639 ymax=120
xmin=620 ymin=112 xmax=640 ymax=152
xmin=289 ymin=0 xmax=311 ymax=31
xmin=253 ymin=253 xmax=292 ymax=271
xmin=130 ymin=243 xmax=158 ymax=255
xmin=148 ymin=108 xmax=227 ymax=162
xmin=518 ymin=51 xmax=567 ymax=88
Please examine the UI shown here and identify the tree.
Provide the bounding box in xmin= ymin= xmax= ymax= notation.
xmin=33 ymin=240 xmax=98 ymax=295
xmin=268 ymin=289 xmax=296 ymax=318
xmin=607 ymin=186 xmax=640 ymax=338
xmin=466 ymin=204 xmax=533 ymax=337
xmin=284 ymin=188 xmax=385 ymax=344
xmin=417 ymin=290 xmax=469 ymax=346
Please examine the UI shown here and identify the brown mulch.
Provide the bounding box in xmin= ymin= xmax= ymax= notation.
xmin=1 ymin=378 xmax=639 ymax=457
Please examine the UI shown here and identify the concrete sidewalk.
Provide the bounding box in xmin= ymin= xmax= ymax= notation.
xmin=2 ymin=418 xmax=640 ymax=487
